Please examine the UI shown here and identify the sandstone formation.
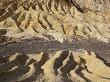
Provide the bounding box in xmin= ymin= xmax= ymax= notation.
xmin=0 ymin=0 xmax=110 ymax=43
xmin=0 ymin=0 xmax=110 ymax=82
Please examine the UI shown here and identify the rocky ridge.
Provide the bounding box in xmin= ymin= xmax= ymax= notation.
xmin=0 ymin=0 xmax=110 ymax=43
xmin=0 ymin=49 xmax=110 ymax=82
xmin=0 ymin=1 xmax=110 ymax=82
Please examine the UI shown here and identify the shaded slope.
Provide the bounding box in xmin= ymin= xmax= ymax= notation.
xmin=0 ymin=49 xmax=110 ymax=82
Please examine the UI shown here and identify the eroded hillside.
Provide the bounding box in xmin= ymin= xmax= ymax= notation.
xmin=0 ymin=0 xmax=110 ymax=43
xmin=0 ymin=0 xmax=110 ymax=82
xmin=0 ymin=49 xmax=110 ymax=82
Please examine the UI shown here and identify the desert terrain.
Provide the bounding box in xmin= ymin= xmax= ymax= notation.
xmin=0 ymin=0 xmax=110 ymax=82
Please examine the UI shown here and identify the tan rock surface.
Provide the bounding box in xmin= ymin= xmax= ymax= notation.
xmin=0 ymin=0 xmax=110 ymax=43
xmin=0 ymin=0 xmax=110 ymax=82
xmin=0 ymin=49 xmax=110 ymax=82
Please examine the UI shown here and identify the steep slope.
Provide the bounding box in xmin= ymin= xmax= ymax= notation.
xmin=0 ymin=0 xmax=110 ymax=43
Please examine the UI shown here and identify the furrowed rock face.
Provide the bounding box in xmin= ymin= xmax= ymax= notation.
xmin=70 ymin=0 xmax=110 ymax=14
xmin=0 ymin=49 xmax=110 ymax=82
xmin=0 ymin=0 xmax=110 ymax=82
xmin=0 ymin=1 xmax=110 ymax=82
xmin=0 ymin=0 xmax=110 ymax=43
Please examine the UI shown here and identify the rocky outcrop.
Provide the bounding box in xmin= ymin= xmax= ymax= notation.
xmin=0 ymin=1 xmax=110 ymax=82
xmin=0 ymin=0 xmax=110 ymax=43
xmin=0 ymin=49 xmax=110 ymax=82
